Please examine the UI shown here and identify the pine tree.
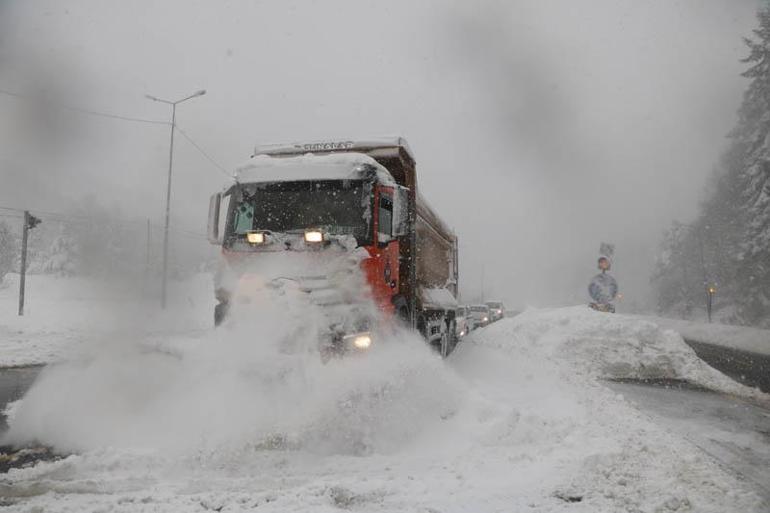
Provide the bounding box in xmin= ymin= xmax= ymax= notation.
xmin=730 ymin=8 xmax=770 ymax=324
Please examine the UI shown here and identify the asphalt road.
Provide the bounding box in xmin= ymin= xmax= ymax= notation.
xmin=608 ymin=380 xmax=770 ymax=507
xmin=0 ymin=365 xmax=42 ymax=432
xmin=685 ymin=339 xmax=770 ymax=394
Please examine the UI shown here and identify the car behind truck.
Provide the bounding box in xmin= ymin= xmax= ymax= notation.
xmin=207 ymin=138 xmax=460 ymax=356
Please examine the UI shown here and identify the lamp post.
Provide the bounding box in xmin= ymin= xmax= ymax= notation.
xmin=706 ymin=284 xmax=716 ymax=323
xmin=145 ymin=89 xmax=206 ymax=309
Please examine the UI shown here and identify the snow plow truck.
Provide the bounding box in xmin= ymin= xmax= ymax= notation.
xmin=207 ymin=138 xmax=459 ymax=357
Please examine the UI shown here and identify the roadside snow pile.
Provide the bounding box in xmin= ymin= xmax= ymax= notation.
xmin=2 ymin=293 xmax=461 ymax=457
xmin=0 ymin=273 xmax=215 ymax=367
xmin=473 ymin=306 xmax=765 ymax=399
xmin=1 ymin=306 xmax=767 ymax=512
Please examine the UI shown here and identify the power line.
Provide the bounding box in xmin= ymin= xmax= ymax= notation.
xmin=0 ymin=204 xmax=207 ymax=239
xmin=63 ymin=105 xmax=169 ymax=125
xmin=174 ymin=124 xmax=233 ymax=178
xmin=1 ymin=87 xmax=233 ymax=179
xmin=0 ymin=87 xmax=169 ymax=126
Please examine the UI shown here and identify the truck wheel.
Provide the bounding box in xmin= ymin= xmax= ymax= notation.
xmin=393 ymin=296 xmax=411 ymax=327
xmin=448 ymin=320 xmax=458 ymax=353
xmin=214 ymin=302 xmax=229 ymax=327
xmin=439 ymin=331 xmax=450 ymax=358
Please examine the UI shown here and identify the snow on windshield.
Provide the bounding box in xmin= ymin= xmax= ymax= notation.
xmin=229 ymin=180 xmax=371 ymax=241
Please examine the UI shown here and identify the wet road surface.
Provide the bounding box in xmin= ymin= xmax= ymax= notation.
xmin=0 ymin=366 xmax=43 ymax=432
xmin=608 ymin=380 xmax=770 ymax=506
xmin=685 ymin=339 xmax=770 ymax=393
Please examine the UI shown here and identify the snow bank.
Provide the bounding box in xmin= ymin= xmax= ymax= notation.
xmin=473 ymin=306 xmax=766 ymax=399
xmin=1 ymin=304 xmax=766 ymax=511
xmin=2 ymin=254 xmax=460 ymax=458
xmin=0 ymin=272 xmax=215 ymax=367
xmin=3 ymin=327 xmax=459 ymax=456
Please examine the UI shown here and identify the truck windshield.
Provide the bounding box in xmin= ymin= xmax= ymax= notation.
xmin=228 ymin=180 xmax=371 ymax=243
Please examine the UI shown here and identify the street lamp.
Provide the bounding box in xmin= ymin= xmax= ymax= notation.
xmin=706 ymin=284 xmax=717 ymax=323
xmin=145 ymin=89 xmax=206 ymax=309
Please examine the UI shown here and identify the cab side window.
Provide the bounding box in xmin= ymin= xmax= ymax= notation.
xmin=378 ymin=195 xmax=393 ymax=242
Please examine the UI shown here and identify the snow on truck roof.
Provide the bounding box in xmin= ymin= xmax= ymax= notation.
xmin=252 ymin=136 xmax=415 ymax=163
xmin=420 ymin=288 xmax=458 ymax=309
xmin=234 ymin=152 xmax=397 ymax=186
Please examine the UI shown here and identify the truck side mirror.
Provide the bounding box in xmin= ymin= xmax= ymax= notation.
xmin=208 ymin=192 xmax=222 ymax=244
xmin=393 ymin=186 xmax=410 ymax=237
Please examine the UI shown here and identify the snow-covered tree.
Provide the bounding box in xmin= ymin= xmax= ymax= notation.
xmin=38 ymin=228 xmax=78 ymax=276
xmin=729 ymin=8 xmax=770 ymax=325
xmin=654 ymin=8 xmax=770 ymax=327
xmin=0 ymin=221 xmax=17 ymax=283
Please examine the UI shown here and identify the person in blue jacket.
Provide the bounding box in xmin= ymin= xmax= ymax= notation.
xmin=589 ymin=256 xmax=618 ymax=312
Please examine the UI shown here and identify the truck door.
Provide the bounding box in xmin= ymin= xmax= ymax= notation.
xmin=366 ymin=187 xmax=400 ymax=315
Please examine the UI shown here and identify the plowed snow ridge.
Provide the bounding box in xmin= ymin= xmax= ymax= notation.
xmin=2 ymin=305 xmax=768 ymax=512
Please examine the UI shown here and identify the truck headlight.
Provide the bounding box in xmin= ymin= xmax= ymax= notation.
xmin=343 ymin=331 xmax=372 ymax=350
xmin=304 ymin=230 xmax=324 ymax=243
xmin=246 ymin=231 xmax=265 ymax=244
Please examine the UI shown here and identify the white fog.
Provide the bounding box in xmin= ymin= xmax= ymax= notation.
xmin=0 ymin=2 xmax=769 ymax=512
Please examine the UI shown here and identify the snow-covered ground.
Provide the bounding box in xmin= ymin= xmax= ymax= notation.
xmin=0 ymin=275 xmax=768 ymax=512
xmin=0 ymin=272 xmax=215 ymax=367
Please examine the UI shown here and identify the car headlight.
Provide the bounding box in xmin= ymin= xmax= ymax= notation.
xmin=304 ymin=230 xmax=324 ymax=243
xmin=246 ymin=231 xmax=265 ymax=244
xmin=483 ymin=316 xmax=488 ymax=322
xmin=343 ymin=331 xmax=372 ymax=350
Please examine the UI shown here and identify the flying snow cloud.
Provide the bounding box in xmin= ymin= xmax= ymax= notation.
xmin=0 ymin=0 xmax=761 ymax=309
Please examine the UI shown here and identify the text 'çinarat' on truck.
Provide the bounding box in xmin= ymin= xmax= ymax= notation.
xmin=206 ymin=138 xmax=460 ymax=357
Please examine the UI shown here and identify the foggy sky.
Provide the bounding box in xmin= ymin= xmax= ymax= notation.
xmin=0 ymin=0 xmax=761 ymax=309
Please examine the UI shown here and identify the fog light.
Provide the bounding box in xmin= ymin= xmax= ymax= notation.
xmin=343 ymin=332 xmax=372 ymax=350
xmin=304 ymin=230 xmax=324 ymax=243
xmin=246 ymin=232 xmax=265 ymax=244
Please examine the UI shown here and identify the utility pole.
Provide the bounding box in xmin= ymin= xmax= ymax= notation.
xmin=18 ymin=211 xmax=41 ymax=316
xmin=144 ymin=218 xmax=151 ymax=295
xmin=146 ymin=89 xmax=206 ymax=309
xmin=706 ymin=285 xmax=716 ymax=323
xmin=480 ymin=264 xmax=485 ymax=302
xmin=145 ymin=218 xmax=151 ymax=272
